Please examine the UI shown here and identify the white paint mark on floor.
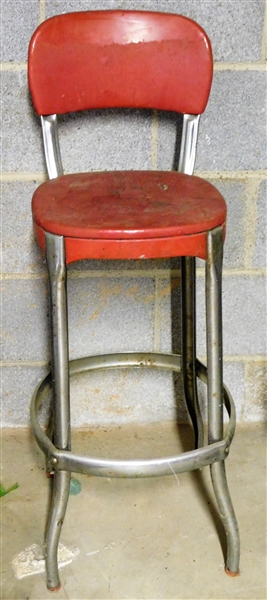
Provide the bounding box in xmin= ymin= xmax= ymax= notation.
xmin=104 ymin=540 xmax=125 ymax=550
xmin=11 ymin=543 xmax=79 ymax=580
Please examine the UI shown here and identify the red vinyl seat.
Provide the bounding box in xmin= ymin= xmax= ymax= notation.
xmin=33 ymin=171 xmax=227 ymax=261
xmin=28 ymin=9 xmax=239 ymax=592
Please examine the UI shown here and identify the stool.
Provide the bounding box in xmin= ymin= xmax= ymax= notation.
xmin=28 ymin=10 xmax=240 ymax=591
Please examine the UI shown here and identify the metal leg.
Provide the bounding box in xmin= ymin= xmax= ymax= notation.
xmin=46 ymin=404 xmax=55 ymax=477
xmin=181 ymin=256 xmax=204 ymax=448
xmin=45 ymin=232 xmax=71 ymax=590
xmin=206 ymin=227 xmax=240 ymax=575
xmin=45 ymin=470 xmax=71 ymax=590
xmin=210 ymin=461 xmax=240 ymax=574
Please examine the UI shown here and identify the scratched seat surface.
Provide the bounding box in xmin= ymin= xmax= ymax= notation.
xmin=32 ymin=171 xmax=226 ymax=240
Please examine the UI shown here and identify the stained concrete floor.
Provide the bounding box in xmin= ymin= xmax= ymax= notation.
xmin=1 ymin=422 xmax=266 ymax=600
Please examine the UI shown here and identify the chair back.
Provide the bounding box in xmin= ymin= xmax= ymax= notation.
xmin=28 ymin=10 xmax=213 ymax=116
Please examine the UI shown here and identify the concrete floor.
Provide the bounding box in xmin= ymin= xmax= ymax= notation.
xmin=1 ymin=422 xmax=266 ymax=599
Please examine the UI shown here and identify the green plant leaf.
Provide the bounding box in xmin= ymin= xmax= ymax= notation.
xmin=0 ymin=482 xmax=19 ymax=497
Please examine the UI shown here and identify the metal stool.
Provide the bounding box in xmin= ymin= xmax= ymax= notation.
xmin=28 ymin=10 xmax=240 ymax=591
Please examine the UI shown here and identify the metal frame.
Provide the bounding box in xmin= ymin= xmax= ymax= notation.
xmin=179 ymin=116 xmax=204 ymax=449
xmin=30 ymin=113 xmax=240 ymax=590
xmin=206 ymin=227 xmax=240 ymax=575
xmin=178 ymin=114 xmax=200 ymax=175
xmin=31 ymin=353 xmax=236 ymax=478
xmin=41 ymin=115 xmax=63 ymax=179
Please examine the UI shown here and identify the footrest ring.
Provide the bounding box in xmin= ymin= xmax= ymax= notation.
xmin=30 ymin=352 xmax=236 ymax=478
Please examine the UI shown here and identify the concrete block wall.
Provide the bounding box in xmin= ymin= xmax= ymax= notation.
xmin=1 ymin=0 xmax=266 ymax=427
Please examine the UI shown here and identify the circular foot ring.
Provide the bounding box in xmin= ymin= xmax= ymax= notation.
xmin=225 ymin=567 xmax=239 ymax=577
xmin=31 ymin=355 xmax=236 ymax=478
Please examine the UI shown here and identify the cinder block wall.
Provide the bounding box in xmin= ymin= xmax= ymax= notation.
xmin=1 ymin=0 xmax=266 ymax=427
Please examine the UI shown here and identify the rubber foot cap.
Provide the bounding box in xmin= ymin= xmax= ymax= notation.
xmin=225 ymin=567 xmax=239 ymax=577
xmin=48 ymin=584 xmax=61 ymax=592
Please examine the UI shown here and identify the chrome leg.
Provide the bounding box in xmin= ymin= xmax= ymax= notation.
xmin=206 ymin=227 xmax=240 ymax=575
xmin=210 ymin=461 xmax=240 ymax=574
xmin=181 ymin=256 xmax=204 ymax=448
xmin=45 ymin=404 xmax=55 ymax=477
xmin=45 ymin=470 xmax=71 ymax=590
xmin=45 ymin=232 xmax=71 ymax=590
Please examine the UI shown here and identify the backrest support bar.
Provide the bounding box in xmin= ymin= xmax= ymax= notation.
xmin=178 ymin=114 xmax=200 ymax=175
xmin=41 ymin=115 xmax=63 ymax=179
xmin=42 ymin=112 xmax=200 ymax=179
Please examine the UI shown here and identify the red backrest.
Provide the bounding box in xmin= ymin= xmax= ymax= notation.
xmin=28 ymin=10 xmax=213 ymax=116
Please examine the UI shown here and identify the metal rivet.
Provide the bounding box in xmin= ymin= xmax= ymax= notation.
xmin=51 ymin=457 xmax=58 ymax=465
